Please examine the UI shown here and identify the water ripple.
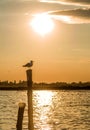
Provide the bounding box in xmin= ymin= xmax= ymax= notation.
xmin=0 ymin=90 xmax=90 ymax=130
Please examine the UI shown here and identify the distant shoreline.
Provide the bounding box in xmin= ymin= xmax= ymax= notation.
xmin=0 ymin=86 xmax=90 ymax=91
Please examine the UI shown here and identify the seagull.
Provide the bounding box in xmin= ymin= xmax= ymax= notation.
xmin=23 ymin=60 xmax=33 ymax=68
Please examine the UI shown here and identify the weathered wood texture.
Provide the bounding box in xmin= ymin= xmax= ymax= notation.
xmin=16 ymin=102 xmax=26 ymax=130
xmin=26 ymin=69 xmax=34 ymax=130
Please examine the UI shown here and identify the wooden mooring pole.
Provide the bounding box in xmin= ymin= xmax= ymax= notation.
xmin=26 ymin=69 xmax=34 ymax=130
xmin=16 ymin=102 xmax=26 ymax=130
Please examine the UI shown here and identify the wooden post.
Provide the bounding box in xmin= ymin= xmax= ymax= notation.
xmin=26 ymin=69 xmax=34 ymax=130
xmin=16 ymin=102 xmax=26 ymax=130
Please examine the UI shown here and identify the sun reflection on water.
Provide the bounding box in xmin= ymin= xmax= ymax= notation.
xmin=33 ymin=91 xmax=55 ymax=129
xmin=35 ymin=91 xmax=54 ymax=106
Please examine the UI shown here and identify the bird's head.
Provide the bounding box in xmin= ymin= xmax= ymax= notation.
xmin=31 ymin=60 xmax=33 ymax=63
xmin=30 ymin=60 xmax=34 ymax=65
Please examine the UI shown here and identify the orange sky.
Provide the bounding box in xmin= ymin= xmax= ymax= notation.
xmin=0 ymin=0 xmax=90 ymax=83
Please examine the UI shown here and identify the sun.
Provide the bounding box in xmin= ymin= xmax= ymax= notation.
xmin=30 ymin=13 xmax=54 ymax=36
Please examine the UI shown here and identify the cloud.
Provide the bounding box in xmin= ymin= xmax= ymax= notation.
xmin=40 ymin=0 xmax=90 ymax=7
xmin=0 ymin=0 xmax=90 ymax=24
xmin=0 ymin=0 xmax=65 ymax=14
xmin=48 ymin=8 xmax=90 ymax=24
xmin=0 ymin=0 xmax=67 ymax=26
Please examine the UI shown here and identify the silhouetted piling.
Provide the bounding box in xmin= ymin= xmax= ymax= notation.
xmin=26 ymin=69 xmax=34 ymax=130
xmin=16 ymin=102 xmax=26 ymax=130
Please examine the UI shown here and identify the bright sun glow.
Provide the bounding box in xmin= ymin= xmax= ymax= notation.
xmin=30 ymin=13 xmax=54 ymax=36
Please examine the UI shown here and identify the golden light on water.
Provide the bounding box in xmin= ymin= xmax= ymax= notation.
xmin=34 ymin=91 xmax=54 ymax=129
xmin=35 ymin=91 xmax=54 ymax=106
xmin=30 ymin=13 xmax=54 ymax=36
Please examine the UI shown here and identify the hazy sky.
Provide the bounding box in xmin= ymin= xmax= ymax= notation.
xmin=0 ymin=0 xmax=90 ymax=82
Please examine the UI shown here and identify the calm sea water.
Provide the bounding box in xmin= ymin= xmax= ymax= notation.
xmin=0 ymin=90 xmax=90 ymax=130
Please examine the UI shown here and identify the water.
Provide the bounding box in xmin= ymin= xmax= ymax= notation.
xmin=0 ymin=90 xmax=90 ymax=130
